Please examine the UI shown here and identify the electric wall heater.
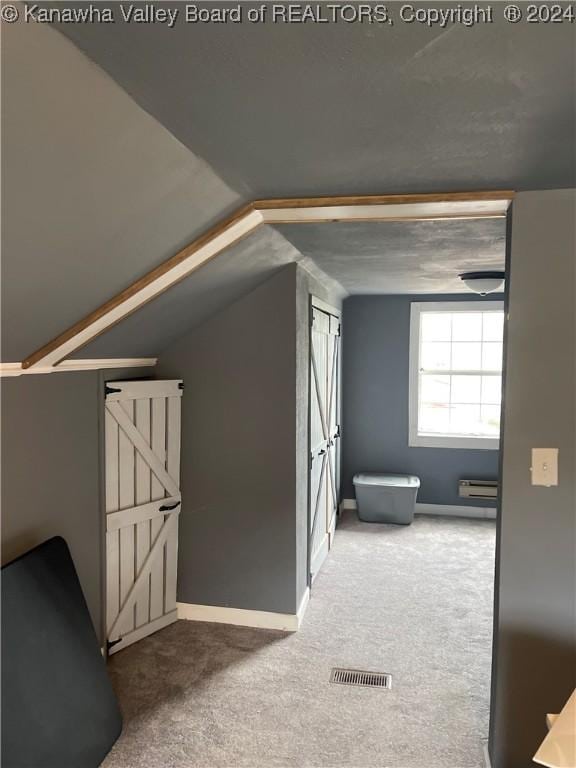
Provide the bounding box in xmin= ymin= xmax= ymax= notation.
xmin=458 ymin=479 xmax=498 ymax=500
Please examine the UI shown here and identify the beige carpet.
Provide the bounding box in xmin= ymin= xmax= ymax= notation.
xmin=103 ymin=512 xmax=495 ymax=768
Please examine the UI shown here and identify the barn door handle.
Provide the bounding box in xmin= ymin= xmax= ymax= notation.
xmin=159 ymin=501 xmax=181 ymax=512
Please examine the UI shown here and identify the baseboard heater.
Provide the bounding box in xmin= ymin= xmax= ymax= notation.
xmin=459 ymin=479 xmax=498 ymax=500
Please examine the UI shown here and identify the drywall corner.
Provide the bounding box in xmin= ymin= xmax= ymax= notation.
xmin=157 ymin=265 xmax=301 ymax=615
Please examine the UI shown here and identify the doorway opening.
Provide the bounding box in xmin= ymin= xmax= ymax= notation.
xmin=292 ymin=194 xmax=511 ymax=761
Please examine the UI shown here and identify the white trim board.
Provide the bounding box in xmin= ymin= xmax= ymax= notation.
xmin=417 ymin=503 xmax=496 ymax=520
xmin=482 ymin=741 xmax=492 ymax=768
xmin=311 ymin=295 xmax=341 ymax=318
xmin=23 ymin=192 xmax=512 ymax=370
xmin=0 ymin=358 xmax=156 ymax=377
xmin=259 ymin=200 xmax=509 ymax=224
xmin=24 ymin=208 xmax=263 ymax=369
xmin=296 ymin=586 xmax=310 ymax=627
xmin=340 ymin=499 xmax=496 ymax=520
xmin=177 ymin=588 xmax=310 ymax=632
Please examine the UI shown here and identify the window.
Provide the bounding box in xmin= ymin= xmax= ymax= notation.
xmin=409 ymin=301 xmax=504 ymax=449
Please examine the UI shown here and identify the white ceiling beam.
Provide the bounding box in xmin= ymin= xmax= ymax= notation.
xmin=1 ymin=359 xmax=157 ymax=378
xmin=20 ymin=192 xmax=513 ymax=372
xmin=259 ymin=200 xmax=510 ymax=224
xmin=22 ymin=205 xmax=262 ymax=370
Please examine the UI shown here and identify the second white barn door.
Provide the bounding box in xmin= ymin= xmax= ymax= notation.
xmin=309 ymin=301 xmax=341 ymax=582
xmin=104 ymin=379 xmax=182 ymax=655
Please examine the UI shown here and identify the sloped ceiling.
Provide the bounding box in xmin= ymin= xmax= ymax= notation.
xmin=1 ymin=19 xmax=305 ymax=361
xmin=54 ymin=6 xmax=575 ymax=197
xmin=275 ymin=218 xmax=506 ymax=294
xmin=73 ymin=226 xmax=335 ymax=358
xmin=4 ymin=13 xmax=572 ymax=362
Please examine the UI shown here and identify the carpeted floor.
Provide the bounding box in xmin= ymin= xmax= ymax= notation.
xmin=103 ymin=513 xmax=495 ymax=768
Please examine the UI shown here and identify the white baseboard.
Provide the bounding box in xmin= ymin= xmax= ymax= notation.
xmin=482 ymin=741 xmax=492 ymax=768
xmin=296 ymin=586 xmax=310 ymax=627
xmin=416 ymin=503 xmax=496 ymax=520
xmin=177 ymin=587 xmax=310 ymax=632
xmin=340 ymin=499 xmax=496 ymax=520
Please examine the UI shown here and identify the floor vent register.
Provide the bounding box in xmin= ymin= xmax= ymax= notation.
xmin=330 ymin=668 xmax=392 ymax=689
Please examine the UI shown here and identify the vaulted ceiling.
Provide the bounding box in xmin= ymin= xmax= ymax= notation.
xmin=72 ymin=226 xmax=320 ymax=358
xmin=2 ymin=11 xmax=573 ymax=363
xmin=56 ymin=7 xmax=575 ymax=197
xmin=1 ymin=18 xmax=291 ymax=361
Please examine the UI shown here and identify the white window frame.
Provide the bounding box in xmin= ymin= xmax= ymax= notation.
xmin=409 ymin=301 xmax=504 ymax=450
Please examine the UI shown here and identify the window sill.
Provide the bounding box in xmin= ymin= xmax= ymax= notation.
xmin=409 ymin=433 xmax=500 ymax=450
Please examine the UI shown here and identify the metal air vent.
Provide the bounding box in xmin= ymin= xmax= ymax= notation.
xmin=330 ymin=668 xmax=392 ymax=689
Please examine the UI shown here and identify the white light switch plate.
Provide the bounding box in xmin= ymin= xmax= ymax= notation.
xmin=531 ymin=448 xmax=559 ymax=487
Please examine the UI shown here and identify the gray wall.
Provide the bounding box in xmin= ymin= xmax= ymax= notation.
xmin=342 ymin=294 xmax=500 ymax=505
xmin=1 ymin=372 xmax=102 ymax=630
xmin=158 ymin=265 xmax=301 ymax=614
xmin=1 ymin=367 xmax=154 ymax=642
xmin=490 ymin=190 xmax=576 ymax=768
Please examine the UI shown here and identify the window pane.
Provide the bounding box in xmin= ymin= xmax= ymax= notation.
xmin=415 ymin=305 xmax=504 ymax=442
xmin=421 ymin=313 xmax=451 ymax=342
xmin=419 ymin=403 xmax=450 ymax=434
xmin=482 ymin=342 xmax=503 ymax=371
xmin=450 ymin=404 xmax=481 ymax=435
xmin=451 ymin=342 xmax=481 ymax=370
xmin=483 ymin=312 xmax=504 ymax=341
xmin=420 ymin=374 xmax=450 ymax=404
xmin=452 ymin=313 xmax=482 ymax=341
xmin=481 ymin=375 xmax=502 ymax=405
xmin=480 ymin=405 xmax=501 ymax=436
xmin=421 ymin=342 xmax=451 ymax=371
xmin=451 ymin=375 xmax=481 ymax=404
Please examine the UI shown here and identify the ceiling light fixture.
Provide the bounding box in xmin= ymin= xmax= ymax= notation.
xmin=459 ymin=270 xmax=505 ymax=296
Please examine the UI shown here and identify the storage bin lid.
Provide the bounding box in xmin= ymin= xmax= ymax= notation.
xmin=353 ymin=473 xmax=420 ymax=488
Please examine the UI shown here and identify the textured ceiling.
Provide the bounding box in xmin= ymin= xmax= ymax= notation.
xmin=275 ymin=218 xmax=506 ymax=293
xmin=5 ymin=13 xmax=571 ymax=362
xmin=79 ymin=216 xmax=506 ymax=357
xmin=54 ymin=5 xmax=575 ymax=197
xmin=74 ymin=227 xmax=312 ymax=358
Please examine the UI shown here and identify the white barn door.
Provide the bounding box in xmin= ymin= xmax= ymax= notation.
xmin=104 ymin=380 xmax=182 ymax=654
xmin=309 ymin=301 xmax=341 ymax=582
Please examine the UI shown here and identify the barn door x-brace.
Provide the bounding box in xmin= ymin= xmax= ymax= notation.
xmin=309 ymin=302 xmax=341 ymax=583
xmin=104 ymin=379 xmax=182 ymax=654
